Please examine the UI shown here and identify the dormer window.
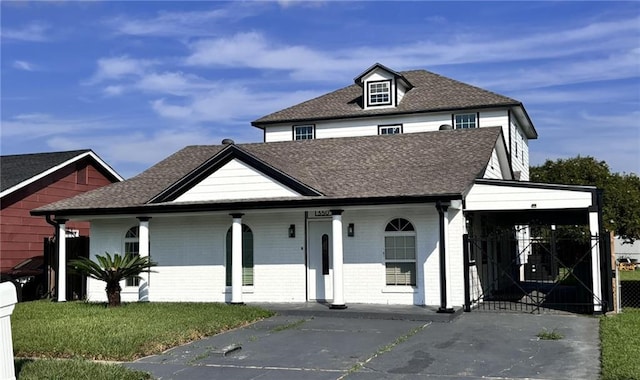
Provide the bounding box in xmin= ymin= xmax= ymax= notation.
xmin=368 ymin=80 xmax=392 ymax=106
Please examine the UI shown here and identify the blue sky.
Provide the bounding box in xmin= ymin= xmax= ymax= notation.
xmin=2 ymin=1 xmax=639 ymax=178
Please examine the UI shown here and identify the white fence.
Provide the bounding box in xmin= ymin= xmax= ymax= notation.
xmin=0 ymin=282 xmax=17 ymax=380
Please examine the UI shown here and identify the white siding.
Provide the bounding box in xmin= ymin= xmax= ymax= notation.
xmin=174 ymin=159 xmax=301 ymax=202
xmin=510 ymin=119 xmax=530 ymax=181
xmin=86 ymin=204 xmax=465 ymax=307
xmin=264 ymin=125 xmax=291 ymax=142
xmin=483 ymin=148 xmax=503 ymax=179
xmin=465 ymin=183 xmax=594 ymax=211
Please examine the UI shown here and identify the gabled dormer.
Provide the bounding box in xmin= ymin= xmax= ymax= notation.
xmin=354 ymin=63 xmax=413 ymax=110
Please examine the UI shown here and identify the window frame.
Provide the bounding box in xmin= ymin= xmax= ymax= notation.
xmin=454 ymin=113 xmax=478 ymax=129
xmin=293 ymin=124 xmax=315 ymax=140
xmin=124 ymin=226 xmax=140 ymax=287
xmin=378 ymin=124 xmax=403 ymax=135
xmin=225 ymin=224 xmax=254 ymax=287
xmin=383 ymin=218 xmax=417 ymax=287
xmin=367 ymin=80 xmax=392 ymax=107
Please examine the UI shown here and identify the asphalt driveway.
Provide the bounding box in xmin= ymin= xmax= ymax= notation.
xmin=125 ymin=311 xmax=600 ymax=380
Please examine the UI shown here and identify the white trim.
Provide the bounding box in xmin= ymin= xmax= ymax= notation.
xmin=0 ymin=151 xmax=123 ymax=199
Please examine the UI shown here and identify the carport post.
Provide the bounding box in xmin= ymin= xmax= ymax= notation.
xmin=56 ymin=219 xmax=68 ymax=302
xmin=589 ymin=211 xmax=602 ymax=313
xmin=436 ymin=201 xmax=454 ymax=313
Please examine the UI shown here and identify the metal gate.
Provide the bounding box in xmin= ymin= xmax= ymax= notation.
xmin=44 ymin=236 xmax=89 ymax=300
xmin=463 ymin=228 xmax=611 ymax=314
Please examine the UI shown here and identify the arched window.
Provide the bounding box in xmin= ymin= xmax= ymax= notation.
xmin=124 ymin=226 xmax=139 ymax=287
xmin=384 ymin=218 xmax=416 ymax=286
xmin=225 ymin=224 xmax=254 ymax=286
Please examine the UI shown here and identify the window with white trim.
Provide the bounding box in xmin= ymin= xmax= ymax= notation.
xmin=455 ymin=114 xmax=477 ymax=129
xmin=294 ymin=125 xmax=314 ymax=140
xmin=384 ymin=218 xmax=416 ymax=286
xmin=225 ymin=224 xmax=254 ymax=286
xmin=368 ymin=81 xmax=391 ymax=106
xmin=378 ymin=125 xmax=402 ymax=135
xmin=124 ymin=226 xmax=140 ymax=287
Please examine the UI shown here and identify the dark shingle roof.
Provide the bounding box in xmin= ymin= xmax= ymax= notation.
xmin=252 ymin=70 xmax=521 ymax=126
xmin=1 ymin=150 xmax=91 ymax=192
xmin=32 ymin=128 xmax=503 ymax=215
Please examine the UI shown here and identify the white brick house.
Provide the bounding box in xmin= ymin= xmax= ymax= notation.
xmin=32 ymin=64 xmax=609 ymax=313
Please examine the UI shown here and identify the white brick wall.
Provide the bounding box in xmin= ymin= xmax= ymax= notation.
xmin=87 ymin=205 xmax=464 ymax=307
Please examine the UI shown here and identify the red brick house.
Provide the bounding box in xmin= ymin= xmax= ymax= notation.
xmin=0 ymin=150 xmax=122 ymax=271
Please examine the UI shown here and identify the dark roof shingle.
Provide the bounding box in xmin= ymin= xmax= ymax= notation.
xmin=1 ymin=150 xmax=91 ymax=192
xmin=32 ymin=128 xmax=503 ymax=214
xmin=252 ymin=70 xmax=521 ymax=126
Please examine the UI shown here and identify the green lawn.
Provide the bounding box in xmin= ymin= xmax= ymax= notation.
xmin=601 ymin=308 xmax=640 ymax=380
xmin=15 ymin=358 xmax=152 ymax=380
xmin=619 ymin=269 xmax=640 ymax=281
xmin=12 ymin=301 xmax=274 ymax=379
xmin=12 ymin=301 xmax=273 ymax=361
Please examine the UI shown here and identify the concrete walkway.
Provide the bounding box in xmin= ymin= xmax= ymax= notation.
xmin=125 ymin=305 xmax=600 ymax=380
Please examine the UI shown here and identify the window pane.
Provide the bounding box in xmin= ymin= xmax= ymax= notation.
xmin=455 ymin=114 xmax=477 ymax=129
xmin=386 ymin=263 xmax=416 ymax=286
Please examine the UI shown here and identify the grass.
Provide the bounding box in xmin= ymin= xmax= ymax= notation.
xmin=15 ymin=358 xmax=152 ymax=380
xmin=601 ymin=308 xmax=640 ymax=380
xmin=619 ymin=269 xmax=640 ymax=281
xmin=536 ymin=328 xmax=563 ymax=340
xmin=12 ymin=300 xmax=274 ymax=361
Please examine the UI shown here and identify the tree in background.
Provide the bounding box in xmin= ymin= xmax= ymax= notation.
xmin=530 ymin=156 xmax=640 ymax=242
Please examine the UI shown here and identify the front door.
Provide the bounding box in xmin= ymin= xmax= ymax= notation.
xmin=308 ymin=221 xmax=332 ymax=301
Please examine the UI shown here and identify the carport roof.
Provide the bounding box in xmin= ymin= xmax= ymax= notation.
xmin=32 ymin=128 xmax=503 ymax=216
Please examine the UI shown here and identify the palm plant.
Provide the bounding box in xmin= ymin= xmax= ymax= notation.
xmin=69 ymin=252 xmax=157 ymax=307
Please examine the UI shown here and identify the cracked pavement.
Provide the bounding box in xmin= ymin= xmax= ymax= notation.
xmin=125 ymin=312 xmax=600 ymax=380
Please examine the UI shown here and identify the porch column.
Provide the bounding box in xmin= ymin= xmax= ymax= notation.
xmin=137 ymin=217 xmax=151 ymax=302
xmin=436 ymin=202 xmax=454 ymax=313
xmin=230 ymin=213 xmax=244 ymax=305
xmin=589 ymin=211 xmax=602 ymax=313
xmin=56 ymin=219 xmax=68 ymax=302
xmin=330 ymin=210 xmax=346 ymax=309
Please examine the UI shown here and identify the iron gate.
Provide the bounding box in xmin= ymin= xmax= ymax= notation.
xmin=44 ymin=236 xmax=89 ymax=300
xmin=463 ymin=228 xmax=611 ymax=314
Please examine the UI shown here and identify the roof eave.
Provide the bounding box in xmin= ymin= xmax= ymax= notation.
xmin=30 ymin=193 xmax=465 ymax=218
xmin=251 ymin=102 xmax=521 ymax=129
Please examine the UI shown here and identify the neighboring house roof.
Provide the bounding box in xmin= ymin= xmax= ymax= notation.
xmin=32 ymin=127 xmax=504 ymax=216
xmin=252 ymin=68 xmax=537 ymax=139
xmin=0 ymin=150 xmax=123 ymax=198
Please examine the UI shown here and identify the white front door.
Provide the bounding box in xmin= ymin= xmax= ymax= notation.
xmin=308 ymin=221 xmax=332 ymax=301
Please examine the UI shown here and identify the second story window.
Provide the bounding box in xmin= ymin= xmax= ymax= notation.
xmin=294 ymin=125 xmax=314 ymax=140
xmin=368 ymin=80 xmax=391 ymax=106
xmin=455 ymin=114 xmax=477 ymax=129
xmin=379 ymin=124 xmax=402 ymax=135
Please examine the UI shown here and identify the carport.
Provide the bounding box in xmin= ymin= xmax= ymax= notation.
xmin=462 ymin=179 xmax=613 ymax=314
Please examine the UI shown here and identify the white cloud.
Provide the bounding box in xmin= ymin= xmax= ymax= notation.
xmin=87 ymin=56 xmax=156 ymax=84
xmin=1 ymin=22 xmax=50 ymax=42
xmin=135 ymin=71 xmax=215 ymax=96
xmin=105 ymin=4 xmax=258 ymax=37
xmin=103 ymin=85 xmax=125 ymax=97
xmin=12 ymin=60 xmax=36 ymax=71
xmin=150 ymin=87 xmax=320 ymax=124
xmin=1 ymin=113 xmax=114 ymax=139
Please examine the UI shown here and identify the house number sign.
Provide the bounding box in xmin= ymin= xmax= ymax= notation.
xmin=314 ymin=210 xmax=332 ymax=217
